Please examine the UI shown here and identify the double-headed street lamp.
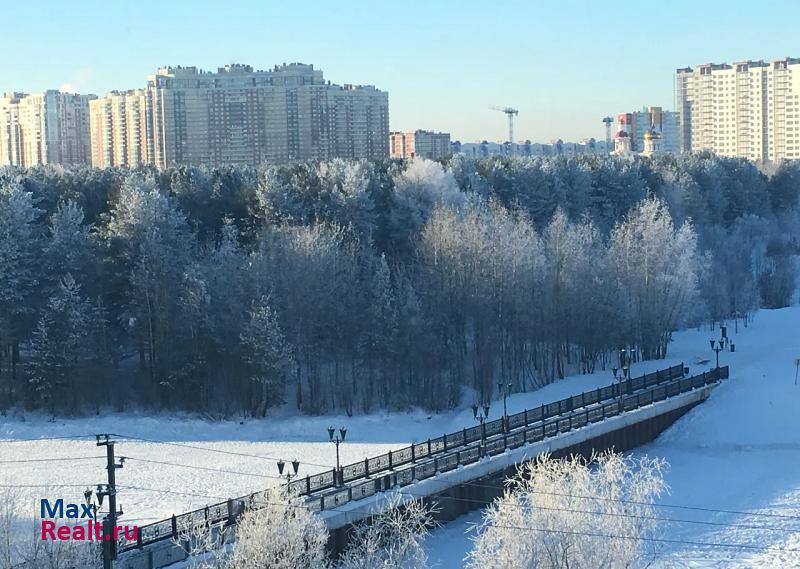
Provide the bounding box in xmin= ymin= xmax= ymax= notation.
xmin=498 ymin=382 xmax=513 ymax=433
xmin=612 ymin=348 xmax=633 ymax=405
xmin=710 ymin=338 xmax=725 ymax=369
xmin=277 ymin=459 xmax=300 ymax=483
xmin=710 ymin=324 xmax=736 ymax=370
xmin=472 ymin=402 xmax=490 ymax=457
xmin=328 ymin=426 xmax=347 ymax=486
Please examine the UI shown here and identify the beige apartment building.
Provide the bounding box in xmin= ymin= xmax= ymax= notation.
xmin=0 ymin=90 xmax=93 ymax=167
xmin=90 ymin=62 xmax=389 ymax=168
xmin=89 ymin=90 xmax=150 ymax=168
xmin=389 ymin=130 xmax=451 ymax=159
xmin=676 ymin=57 xmax=800 ymax=161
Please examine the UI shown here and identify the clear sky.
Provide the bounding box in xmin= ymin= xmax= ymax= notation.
xmin=4 ymin=0 xmax=799 ymax=142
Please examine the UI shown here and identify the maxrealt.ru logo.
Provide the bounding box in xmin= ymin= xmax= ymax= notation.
xmin=39 ymin=498 xmax=138 ymax=542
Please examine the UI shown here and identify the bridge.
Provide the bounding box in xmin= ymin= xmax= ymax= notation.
xmin=116 ymin=363 xmax=729 ymax=569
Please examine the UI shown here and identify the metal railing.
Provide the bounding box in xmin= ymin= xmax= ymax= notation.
xmin=121 ymin=362 xmax=726 ymax=553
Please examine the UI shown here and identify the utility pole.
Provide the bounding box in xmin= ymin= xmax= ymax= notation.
xmin=96 ymin=434 xmax=124 ymax=569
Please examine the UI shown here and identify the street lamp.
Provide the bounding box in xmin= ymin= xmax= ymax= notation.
xmin=709 ymin=338 xmax=725 ymax=369
xmin=328 ymin=426 xmax=347 ymax=487
xmin=497 ymin=382 xmax=513 ymax=432
xmin=277 ymin=459 xmax=300 ymax=483
xmin=472 ymin=402 xmax=491 ymax=457
xmin=618 ymin=348 xmax=633 ymax=380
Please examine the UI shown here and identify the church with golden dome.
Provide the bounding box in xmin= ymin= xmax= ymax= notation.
xmin=613 ymin=126 xmax=663 ymax=157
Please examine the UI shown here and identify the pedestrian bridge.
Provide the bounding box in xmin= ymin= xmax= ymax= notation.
xmin=116 ymin=363 xmax=729 ymax=568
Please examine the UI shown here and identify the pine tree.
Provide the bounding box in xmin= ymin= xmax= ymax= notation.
xmin=239 ymin=296 xmax=294 ymax=416
xmin=0 ymin=181 xmax=42 ymax=405
xmin=28 ymin=275 xmax=91 ymax=413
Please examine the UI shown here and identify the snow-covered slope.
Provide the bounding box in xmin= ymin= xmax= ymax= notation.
xmin=425 ymin=306 xmax=800 ymax=568
xmin=3 ymin=307 xmax=799 ymax=568
xmin=0 ymin=334 xmax=700 ymax=528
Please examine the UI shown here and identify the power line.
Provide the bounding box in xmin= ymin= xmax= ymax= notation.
xmin=122 ymin=456 xmax=286 ymax=480
xmin=111 ymin=433 xmax=334 ymax=470
xmin=391 ymin=489 xmax=799 ymax=535
xmin=455 ymin=479 xmax=800 ymax=522
xmin=117 ymin=485 xmax=228 ymax=501
xmin=478 ymin=522 xmax=800 ymax=554
xmin=0 ymin=484 xmax=96 ymax=488
xmin=114 ymin=489 xmax=800 ymax=557
xmin=0 ymin=434 xmax=96 ymax=443
xmin=0 ymin=456 xmax=106 ymax=464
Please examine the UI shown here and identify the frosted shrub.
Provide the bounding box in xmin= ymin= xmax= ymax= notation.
xmin=468 ymin=452 xmax=668 ymax=569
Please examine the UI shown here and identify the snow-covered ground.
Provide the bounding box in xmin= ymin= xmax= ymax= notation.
xmin=3 ymin=307 xmax=799 ymax=568
xmin=424 ymin=306 xmax=800 ymax=568
xmin=0 ymin=336 xmax=700 ymax=529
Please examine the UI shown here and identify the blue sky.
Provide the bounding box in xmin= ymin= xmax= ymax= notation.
xmin=4 ymin=0 xmax=799 ymax=142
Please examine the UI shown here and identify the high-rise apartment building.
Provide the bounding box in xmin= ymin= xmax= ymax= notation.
xmin=90 ymin=63 xmax=389 ymax=168
xmin=89 ymin=90 xmax=150 ymax=168
xmin=0 ymin=90 xmax=93 ymax=167
xmin=389 ymin=130 xmax=451 ymax=159
xmin=676 ymin=57 xmax=800 ymax=161
xmin=616 ymin=107 xmax=679 ymax=154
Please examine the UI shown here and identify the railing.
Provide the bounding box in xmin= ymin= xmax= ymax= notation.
xmin=120 ymin=362 xmax=725 ymax=553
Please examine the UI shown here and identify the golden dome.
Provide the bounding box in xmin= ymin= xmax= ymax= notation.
xmin=644 ymin=128 xmax=662 ymax=140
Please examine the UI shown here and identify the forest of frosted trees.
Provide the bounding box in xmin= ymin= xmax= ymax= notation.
xmin=0 ymin=153 xmax=798 ymax=416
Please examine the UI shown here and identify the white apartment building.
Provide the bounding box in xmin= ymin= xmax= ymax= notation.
xmin=676 ymin=57 xmax=800 ymax=161
xmin=0 ymin=90 xmax=93 ymax=167
xmin=390 ymin=130 xmax=451 ymax=159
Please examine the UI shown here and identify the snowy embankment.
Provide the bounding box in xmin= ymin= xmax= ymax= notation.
xmin=425 ymin=306 xmax=800 ymax=568
xmin=3 ymin=308 xmax=799 ymax=569
xmin=1 ymin=341 xmax=698 ymax=529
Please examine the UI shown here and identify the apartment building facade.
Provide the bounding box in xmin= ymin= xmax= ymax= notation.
xmin=390 ymin=130 xmax=452 ymax=159
xmin=0 ymin=90 xmax=93 ymax=167
xmin=90 ymin=63 xmax=389 ymax=168
xmin=89 ymin=90 xmax=150 ymax=168
xmin=676 ymin=57 xmax=800 ymax=161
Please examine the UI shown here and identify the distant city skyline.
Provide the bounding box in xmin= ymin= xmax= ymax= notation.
xmin=3 ymin=0 xmax=800 ymax=142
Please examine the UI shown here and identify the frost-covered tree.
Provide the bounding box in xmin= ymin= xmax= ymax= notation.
xmin=28 ymin=275 xmax=92 ymax=412
xmin=467 ymin=453 xmax=668 ymax=569
xmin=609 ymin=197 xmax=700 ymax=359
xmin=104 ymin=174 xmax=195 ymax=403
xmin=0 ymin=181 xmax=41 ymax=404
xmin=335 ymin=498 xmax=433 ymax=569
xmin=44 ymin=200 xmax=93 ymax=286
xmin=179 ymin=487 xmax=328 ymax=569
xmin=239 ymin=296 xmax=294 ymax=416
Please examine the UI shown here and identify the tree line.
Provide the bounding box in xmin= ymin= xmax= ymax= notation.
xmin=0 ymin=153 xmax=797 ymax=416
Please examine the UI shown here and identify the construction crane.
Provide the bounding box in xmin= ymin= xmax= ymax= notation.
xmin=490 ymin=106 xmax=519 ymax=148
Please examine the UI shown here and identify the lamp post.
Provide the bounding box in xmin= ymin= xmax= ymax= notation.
xmin=710 ymin=338 xmax=725 ymax=369
xmin=277 ymin=459 xmax=300 ymax=483
xmin=497 ymin=382 xmax=512 ymax=432
xmin=327 ymin=426 xmax=346 ymax=487
xmin=472 ymin=402 xmax=490 ymax=457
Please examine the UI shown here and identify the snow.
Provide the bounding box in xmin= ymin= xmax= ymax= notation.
xmin=423 ymin=306 xmax=800 ymax=568
xmin=3 ymin=306 xmax=799 ymax=567
xmin=0 ymin=339 xmax=696 ymax=529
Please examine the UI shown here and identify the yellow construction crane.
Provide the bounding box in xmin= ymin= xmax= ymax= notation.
xmin=490 ymin=106 xmax=519 ymax=146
